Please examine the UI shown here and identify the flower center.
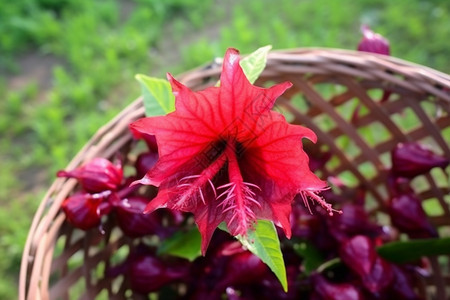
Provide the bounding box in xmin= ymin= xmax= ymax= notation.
xmin=220 ymin=139 xmax=261 ymax=235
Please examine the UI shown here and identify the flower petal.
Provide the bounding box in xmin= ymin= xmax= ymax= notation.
xmin=247 ymin=118 xmax=326 ymax=190
xmin=219 ymin=48 xmax=292 ymax=127
xmin=192 ymin=196 xmax=225 ymax=254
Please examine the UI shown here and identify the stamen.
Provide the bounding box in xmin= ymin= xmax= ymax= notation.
xmin=172 ymin=153 xmax=226 ymax=208
xmin=301 ymin=189 xmax=342 ymax=216
xmin=243 ymin=182 xmax=262 ymax=191
xmin=217 ymin=183 xmax=236 ymax=210
xmin=245 ymin=195 xmax=261 ymax=208
xmin=300 ymin=192 xmax=313 ymax=214
xmin=208 ymin=179 xmax=217 ymax=198
xmin=243 ymin=182 xmax=262 ymax=208
xmin=198 ymin=188 xmax=206 ymax=204
xmin=179 ymin=174 xmax=201 ymax=182
xmin=227 ymin=210 xmax=238 ymax=226
xmin=223 ymin=204 xmax=237 ymax=213
xmin=177 ymin=183 xmax=192 ymax=188
xmin=217 ymin=182 xmax=235 ymax=189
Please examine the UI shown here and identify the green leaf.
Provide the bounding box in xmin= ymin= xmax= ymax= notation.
xmin=135 ymin=74 xmax=175 ymax=117
xmin=157 ymin=226 xmax=202 ymax=261
xmin=377 ymin=237 xmax=450 ymax=264
xmin=293 ymin=240 xmax=324 ymax=275
xmin=233 ymin=220 xmax=288 ymax=292
xmin=239 ymin=45 xmax=272 ymax=84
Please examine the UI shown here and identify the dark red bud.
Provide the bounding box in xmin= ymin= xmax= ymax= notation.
xmin=135 ymin=151 xmax=159 ymax=178
xmin=115 ymin=196 xmax=166 ymax=238
xmin=311 ymin=273 xmax=363 ymax=300
xmin=389 ymin=266 xmax=423 ymax=300
xmin=340 ymin=235 xmax=375 ymax=276
xmin=391 ymin=142 xmax=449 ymax=178
xmin=213 ymin=247 xmax=267 ymax=292
xmin=129 ymin=254 xmax=187 ymax=294
xmin=357 ymin=25 xmax=390 ymax=55
xmin=388 ymin=192 xmax=438 ymax=239
xmin=361 ymin=256 xmax=393 ymax=293
xmin=128 ymin=254 xmax=188 ymax=294
xmin=61 ymin=191 xmax=112 ymax=230
xmin=57 ymin=157 xmax=123 ymax=193
xmin=340 ymin=236 xmax=393 ymax=293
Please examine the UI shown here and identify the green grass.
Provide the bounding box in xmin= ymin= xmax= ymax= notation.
xmin=1 ymin=0 xmax=449 ymax=298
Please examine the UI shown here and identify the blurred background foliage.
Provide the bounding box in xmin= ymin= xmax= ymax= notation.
xmin=0 ymin=0 xmax=449 ymax=298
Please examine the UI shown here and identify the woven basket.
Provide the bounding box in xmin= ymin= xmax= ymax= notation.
xmin=19 ymin=48 xmax=450 ymax=300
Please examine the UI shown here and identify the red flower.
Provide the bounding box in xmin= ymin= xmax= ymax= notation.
xmin=130 ymin=48 xmax=335 ymax=253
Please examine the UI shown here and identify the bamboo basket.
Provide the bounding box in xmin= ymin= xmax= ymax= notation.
xmin=20 ymin=48 xmax=450 ymax=300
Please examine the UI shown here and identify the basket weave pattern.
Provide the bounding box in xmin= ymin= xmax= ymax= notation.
xmin=20 ymin=49 xmax=450 ymax=299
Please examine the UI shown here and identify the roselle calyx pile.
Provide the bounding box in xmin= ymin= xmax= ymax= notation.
xmin=55 ymin=45 xmax=448 ymax=299
xmin=56 ymin=138 xmax=444 ymax=298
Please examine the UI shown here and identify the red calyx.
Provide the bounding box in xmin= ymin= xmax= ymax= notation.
xmin=57 ymin=157 xmax=123 ymax=193
xmin=61 ymin=191 xmax=112 ymax=230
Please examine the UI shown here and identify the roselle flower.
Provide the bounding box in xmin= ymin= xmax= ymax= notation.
xmin=388 ymin=191 xmax=438 ymax=239
xmin=61 ymin=191 xmax=112 ymax=230
xmin=57 ymin=157 xmax=123 ymax=193
xmin=130 ymin=48 xmax=336 ymax=253
xmin=391 ymin=142 xmax=449 ymax=178
xmin=357 ymin=25 xmax=390 ymax=55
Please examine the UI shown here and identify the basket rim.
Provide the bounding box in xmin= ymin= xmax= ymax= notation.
xmin=19 ymin=47 xmax=450 ymax=300
xmin=270 ymin=47 xmax=450 ymax=80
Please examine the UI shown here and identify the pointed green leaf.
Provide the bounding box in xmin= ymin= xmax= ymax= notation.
xmin=240 ymin=45 xmax=272 ymax=84
xmin=157 ymin=226 xmax=202 ymax=261
xmin=236 ymin=220 xmax=288 ymax=292
xmin=135 ymin=74 xmax=175 ymax=117
xmin=377 ymin=237 xmax=450 ymax=264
